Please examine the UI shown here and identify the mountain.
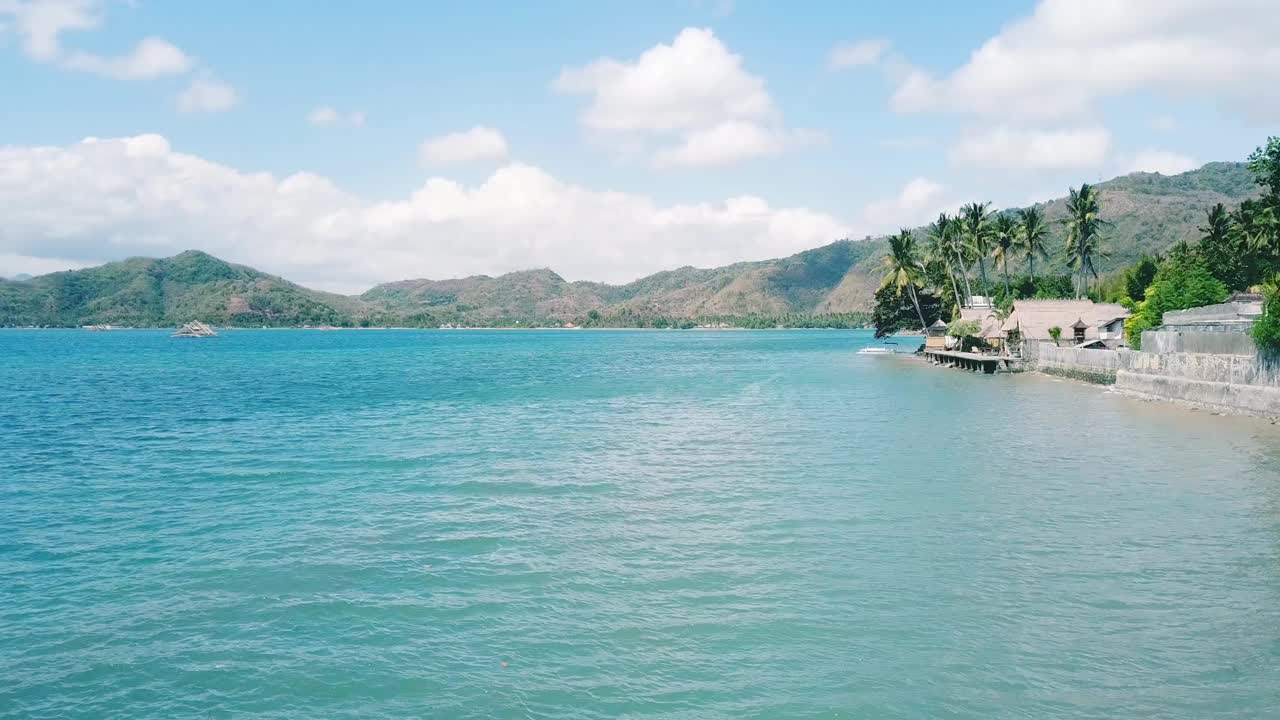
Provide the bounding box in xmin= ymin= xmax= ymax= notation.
xmin=0 ymin=251 xmax=362 ymax=327
xmin=0 ymin=162 xmax=1261 ymax=328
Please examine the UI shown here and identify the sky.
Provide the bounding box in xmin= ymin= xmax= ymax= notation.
xmin=1 ymin=0 xmax=1278 ymax=293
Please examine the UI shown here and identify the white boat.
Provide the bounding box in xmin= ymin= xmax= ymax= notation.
xmin=858 ymin=340 xmax=899 ymax=355
xmin=172 ymin=321 xmax=218 ymax=338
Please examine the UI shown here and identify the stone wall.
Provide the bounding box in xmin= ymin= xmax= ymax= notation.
xmin=1161 ymin=301 xmax=1262 ymax=330
xmin=1034 ymin=343 xmax=1121 ymax=384
xmin=1115 ymin=350 xmax=1280 ymax=418
xmin=1032 ymin=340 xmax=1280 ymax=418
xmin=1139 ymin=329 xmax=1259 ymax=355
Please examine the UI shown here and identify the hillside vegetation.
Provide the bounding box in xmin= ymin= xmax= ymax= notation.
xmin=0 ymin=162 xmax=1261 ymax=328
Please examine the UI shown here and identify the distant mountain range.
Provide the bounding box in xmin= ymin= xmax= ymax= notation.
xmin=0 ymin=162 xmax=1259 ymax=328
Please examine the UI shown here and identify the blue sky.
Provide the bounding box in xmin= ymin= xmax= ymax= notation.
xmin=1 ymin=0 xmax=1277 ymax=291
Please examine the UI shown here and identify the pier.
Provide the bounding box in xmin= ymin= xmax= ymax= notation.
xmin=922 ymin=349 xmax=1022 ymax=374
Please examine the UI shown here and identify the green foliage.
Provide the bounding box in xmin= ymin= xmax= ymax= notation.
xmin=1048 ymin=326 xmax=1062 ymax=342
xmin=991 ymin=213 xmax=1019 ymax=294
xmin=1017 ymin=206 xmax=1049 ymax=280
xmin=1125 ymin=254 xmax=1230 ymax=349
xmin=1198 ymin=203 xmax=1250 ymax=290
xmin=1063 ymin=183 xmax=1109 ymax=298
xmin=871 ymin=284 xmax=943 ymax=338
xmin=1253 ymin=277 xmax=1280 ymax=354
xmin=1246 ymin=136 xmax=1280 ymax=199
xmin=1124 ymin=256 xmax=1160 ymax=301
xmin=946 ymin=319 xmax=981 ymax=338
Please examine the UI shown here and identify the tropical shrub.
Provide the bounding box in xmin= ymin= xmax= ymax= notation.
xmin=1048 ymin=326 xmax=1062 ymax=343
xmin=1126 ymin=254 xmax=1229 ymax=349
xmin=946 ymin=319 xmax=981 ymax=338
xmin=1253 ymin=276 xmax=1280 ymax=355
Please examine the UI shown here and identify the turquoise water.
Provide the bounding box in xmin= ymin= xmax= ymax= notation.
xmin=2 ymin=329 xmax=1279 ymax=719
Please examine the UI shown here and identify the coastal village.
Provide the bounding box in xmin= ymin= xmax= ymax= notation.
xmin=874 ymin=134 xmax=1280 ymax=419
xmin=915 ymin=292 xmax=1278 ymax=418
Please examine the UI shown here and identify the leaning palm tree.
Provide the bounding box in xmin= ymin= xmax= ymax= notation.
xmin=926 ymin=213 xmax=963 ymax=308
xmin=991 ymin=213 xmax=1019 ymax=297
xmin=879 ymin=228 xmax=928 ymax=331
xmin=1017 ymin=206 xmax=1049 ymax=284
xmin=1063 ymin=183 xmax=1108 ymax=298
xmin=959 ymin=201 xmax=993 ymax=291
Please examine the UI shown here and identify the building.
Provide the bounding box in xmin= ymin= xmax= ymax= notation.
xmin=959 ymin=304 xmax=1005 ymax=349
xmin=1141 ymin=299 xmax=1264 ymax=355
xmin=1001 ymin=299 xmax=1131 ymax=352
xmin=924 ymin=319 xmax=948 ymax=350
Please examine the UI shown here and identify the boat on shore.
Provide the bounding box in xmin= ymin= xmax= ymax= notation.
xmin=172 ymin=321 xmax=218 ymax=338
xmin=857 ymin=341 xmax=899 ymax=355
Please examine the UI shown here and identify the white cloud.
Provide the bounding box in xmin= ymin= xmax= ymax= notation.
xmin=555 ymin=27 xmax=808 ymax=168
xmin=653 ymin=121 xmax=782 ymax=168
xmin=890 ymin=0 xmax=1280 ymax=121
xmin=1127 ymin=150 xmax=1198 ymax=176
xmin=177 ymin=76 xmax=238 ymax=113
xmin=827 ymin=39 xmax=889 ymax=69
xmin=62 ymin=35 xmax=190 ymax=79
xmin=0 ymin=0 xmax=98 ymax=61
xmin=0 ymin=135 xmax=851 ymax=292
xmin=556 ymin=27 xmax=772 ymax=133
xmin=420 ymin=126 xmax=509 ymax=168
xmin=308 ymin=106 xmax=366 ymax=128
xmin=1 ymin=2 xmax=195 ymax=80
xmin=949 ymin=125 xmax=1112 ymax=171
xmin=859 ymin=177 xmax=950 ymax=235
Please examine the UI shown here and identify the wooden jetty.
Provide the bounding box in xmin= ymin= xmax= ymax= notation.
xmin=922 ymin=349 xmax=1023 ymax=374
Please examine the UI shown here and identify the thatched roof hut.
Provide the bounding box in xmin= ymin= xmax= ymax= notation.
xmin=1001 ymin=300 xmax=1129 ymax=342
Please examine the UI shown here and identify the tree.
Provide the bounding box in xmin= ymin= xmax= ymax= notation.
xmin=878 ymin=229 xmax=929 ymax=332
xmin=926 ymin=213 xmax=963 ymax=310
xmin=1198 ymin=203 xmax=1248 ymax=290
xmin=960 ymin=202 xmax=993 ymax=291
xmin=1123 ymin=256 xmax=1160 ymax=302
xmin=1253 ymin=275 xmax=1280 ymax=355
xmin=1246 ymin=136 xmax=1280 ymax=200
xmin=1017 ymin=206 xmax=1049 ymax=285
xmin=991 ymin=213 xmax=1019 ymax=297
xmin=1125 ymin=254 xmax=1229 ymax=349
xmin=1063 ymin=183 xmax=1108 ymax=299
xmin=871 ymin=284 xmax=943 ymax=338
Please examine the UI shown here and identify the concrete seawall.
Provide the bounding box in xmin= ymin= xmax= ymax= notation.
xmin=1032 ymin=342 xmax=1280 ymax=419
xmin=1114 ymin=349 xmax=1280 ymax=418
xmin=1035 ymin=344 xmax=1121 ymax=384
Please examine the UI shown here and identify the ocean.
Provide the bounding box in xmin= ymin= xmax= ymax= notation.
xmin=2 ymin=329 xmax=1278 ymax=719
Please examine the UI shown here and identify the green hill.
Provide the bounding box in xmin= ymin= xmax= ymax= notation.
xmin=0 ymin=251 xmax=362 ymax=327
xmin=0 ymin=162 xmax=1260 ymax=328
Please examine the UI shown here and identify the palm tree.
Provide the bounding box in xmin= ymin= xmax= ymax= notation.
xmin=991 ymin=213 xmax=1018 ymax=297
xmin=1017 ymin=206 xmax=1049 ymax=284
xmin=926 ymin=213 xmax=963 ymax=309
xmin=1201 ymin=202 xmax=1231 ymax=245
xmin=1063 ymin=183 xmax=1107 ymax=298
xmin=959 ymin=202 xmax=993 ymax=292
xmin=879 ymin=229 xmax=928 ymax=331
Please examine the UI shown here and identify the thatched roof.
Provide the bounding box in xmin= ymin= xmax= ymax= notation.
xmin=1002 ymin=300 xmax=1130 ymax=341
xmin=959 ymin=305 xmax=1006 ymax=340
